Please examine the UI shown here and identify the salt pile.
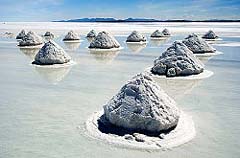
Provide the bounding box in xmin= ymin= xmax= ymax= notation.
xmin=89 ymin=31 xmax=121 ymax=49
xmin=151 ymin=41 xmax=204 ymax=77
xmin=32 ymin=40 xmax=71 ymax=65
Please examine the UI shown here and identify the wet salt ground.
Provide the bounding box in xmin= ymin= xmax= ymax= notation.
xmin=0 ymin=27 xmax=240 ymax=158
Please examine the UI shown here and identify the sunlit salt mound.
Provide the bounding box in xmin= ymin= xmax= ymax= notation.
xmin=104 ymin=73 xmax=180 ymax=133
xmin=183 ymin=33 xmax=216 ymax=54
xmin=126 ymin=31 xmax=146 ymax=43
xmin=32 ymin=41 xmax=71 ymax=65
xmin=16 ymin=29 xmax=26 ymax=39
xmin=44 ymin=31 xmax=54 ymax=38
xmin=18 ymin=31 xmax=43 ymax=47
xmin=89 ymin=31 xmax=120 ymax=49
xmin=63 ymin=30 xmax=80 ymax=41
xmin=150 ymin=30 xmax=165 ymax=38
xmin=86 ymin=73 xmax=196 ymax=149
xmin=151 ymin=41 xmax=204 ymax=77
xmin=162 ymin=28 xmax=170 ymax=36
xmin=86 ymin=29 xmax=97 ymax=38
xmin=202 ymin=30 xmax=218 ymax=39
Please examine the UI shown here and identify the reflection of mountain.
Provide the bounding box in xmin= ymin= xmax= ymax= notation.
xmin=154 ymin=78 xmax=201 ymax=100
xmin=150 ymin=38 xmax=168 ymax=47
xmin=19 ymin=48 xmax=39 ymax=60
xmin=64 ymin=42 xmax=80 ymax=51
xmin=126 ymin=43 xmax=146 ymax=53
xmin=34 ymin=66 xmax=72 ymax=84
xmin=89 ymin=50 xmax=120 ymax=64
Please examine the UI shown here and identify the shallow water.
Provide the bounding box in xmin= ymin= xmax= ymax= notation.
xmin=0 ymin=22 xmax=240 ymax=158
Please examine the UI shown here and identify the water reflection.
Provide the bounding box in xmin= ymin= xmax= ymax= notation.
xmin=89 ymin=50 xmax=120 ymax=64
xmin=150 ymin=38 xmax=168 ymax=47
xmin=34 ymin=66 xmax=72 ymax=84
xmin=197 ymin=56 xmax=213 ymax=64
xmin=126 ymin=43 xmax=146 ymax=53
xmin=153 ymin=77 xmax=201 ymax=100
xmin=64 ymin=42 xmax=81 ymax=51
xmin=19 ymin=48 xmax=39 ymax=60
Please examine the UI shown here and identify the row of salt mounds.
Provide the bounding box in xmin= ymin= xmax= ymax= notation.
xmin=150 ymin=41 xmax=205 ymax=78
xmin=202 ymin=30 xmax=219 ymax=40
xmin=126 ymin=31 xmax=147 ymax=44
xmin=86 ymin=73 xmax=195 ymax=149
xmin=18 ymin=31 xmax=44 ymax=48
xmin=63 ymin=30 xmax=80 ymax=42
xmin=86 ymin=29 xmax=97 ymax=38
xmin=88 ymin=31 xmax=121 ymax=50
xmin=16 ymin=29 xmax=26 ymax=39
xmin=32 ymin=40 xmax=72 ymax=66
xmin=151 ymin=28 xmax=171 ymax=39
xmin=183 ymin=33 xmax=216 ymax=54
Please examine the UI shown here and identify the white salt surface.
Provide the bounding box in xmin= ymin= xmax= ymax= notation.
xmin=194 ymin=51 xmax=223 ymax=57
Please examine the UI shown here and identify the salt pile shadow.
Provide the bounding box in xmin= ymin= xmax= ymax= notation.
xmin=86 ymin=110 xmax=195 ymax=150
xmin=97 ymin=114 xmax=176 ymax=137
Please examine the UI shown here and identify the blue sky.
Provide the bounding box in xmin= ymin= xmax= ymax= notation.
xmin=0 ymin=0 xmax=240 ymax=21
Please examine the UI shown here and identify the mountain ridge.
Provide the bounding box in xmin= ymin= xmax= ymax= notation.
xmin=53 ymin=17 xmax=240 ymax=22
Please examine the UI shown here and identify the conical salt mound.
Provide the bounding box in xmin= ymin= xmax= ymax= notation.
xmin=126 ymin=31 xmax=146 ymax=42
xmin=150 ymin=30 xmax=165 ymax=38
xmin=44 ymin=31 xmax=54 ymax=38
xmin=86 ymin=29 xmax=97 ymax=38
xmin=63 ymin=30 xmax=80 ymax=41
xmin=151 ymin=41 xmax=204 ymax=77
xmin=162 ymin=28 xmax=170 ymax=36
xmin=202 ymin=30 xmax=218 ymax=39
xmin=18 ymin=31 xmax=43 ymax=46
xmin=16 ymin=29 xmax=26 ymax=39
xmin=183 ymin=33 xmax=216 ymax=53
xmin=32 ymin=40 xmax=71 ymax=65
xmin=104 ymin=73 xmax=180 ymax=133
xmin=89 ymin=31 xmax=120 ymax=49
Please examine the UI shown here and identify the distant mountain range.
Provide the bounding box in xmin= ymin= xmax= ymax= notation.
xmin=54 ymin=18 xmax=240 ymax=22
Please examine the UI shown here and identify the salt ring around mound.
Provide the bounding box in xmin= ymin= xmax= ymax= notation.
xmin=150 ymin=37 xmax=169 ymax=40
xmin=126 ymin=41 xmax=148 ymax=44
xmin=31 ymin=60 xmax=76 ymax=68
xmin=194 ymin=51 xmax=223 ymax=57
xmin=88 ymin=47 xmax=124 ymax=52
xmin=145 ymin=67 xmax=213 ymax=80
xmin=85 ymin=110 xmax=195 ymax=150
xmin=17 ymin=44 xmax=44 ymax=49
xmin=63 ymin=40 xmax=83 ymax=43
xmin=204 ymin=38 xmax=223 ymax=41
